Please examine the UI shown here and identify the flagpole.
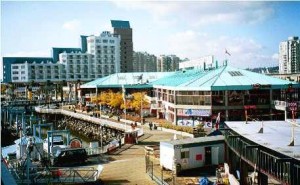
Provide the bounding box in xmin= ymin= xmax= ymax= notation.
xmin=122 ymin=85 xmax=127 ymax=131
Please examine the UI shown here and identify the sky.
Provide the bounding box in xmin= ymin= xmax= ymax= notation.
xmin=1 ymin=1 xmax=300 ymax=78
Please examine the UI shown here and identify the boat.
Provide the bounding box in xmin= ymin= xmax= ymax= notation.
xmin=43 ymin=135 xmax=68 ymax=155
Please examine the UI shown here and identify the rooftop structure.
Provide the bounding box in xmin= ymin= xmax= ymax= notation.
xmin=111 ymin=20 xmax=131 ymax=29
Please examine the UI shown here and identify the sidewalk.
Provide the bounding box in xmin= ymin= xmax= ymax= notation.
xmin=99 ymin=118 xmax=176 ymax=184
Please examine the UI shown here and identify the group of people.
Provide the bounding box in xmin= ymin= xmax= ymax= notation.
xmin=148 ymin=122 xmax=157 ymax=130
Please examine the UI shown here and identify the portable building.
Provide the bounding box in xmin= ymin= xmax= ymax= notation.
xmin=160 ymin=135 xmax=225 ymax=172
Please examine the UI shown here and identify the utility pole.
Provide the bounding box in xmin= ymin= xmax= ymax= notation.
xmin=140 ymin=92 xmax=144 ymax=125
xmin=122 ymin=85 xmax=127 ymax=131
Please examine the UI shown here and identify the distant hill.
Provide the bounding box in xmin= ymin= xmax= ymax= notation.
xmin=246 ymin=66 xmax=279 ymax=74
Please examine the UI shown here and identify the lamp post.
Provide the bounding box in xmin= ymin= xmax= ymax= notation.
xmin=140 ymin=92 xmax=144 ymax=125
xmin=122 ymin=85 xmax=127 ymax=130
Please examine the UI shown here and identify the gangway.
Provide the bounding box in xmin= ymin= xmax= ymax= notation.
xmin=5 ymin=164 xmax=103 ymax=184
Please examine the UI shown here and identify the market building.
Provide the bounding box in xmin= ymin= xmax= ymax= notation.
xmin=80 ymin=62 xmax=300 ymax=126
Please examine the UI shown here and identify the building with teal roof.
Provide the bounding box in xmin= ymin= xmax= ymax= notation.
xmin=80 ymin=63 xmax=300 ymax=125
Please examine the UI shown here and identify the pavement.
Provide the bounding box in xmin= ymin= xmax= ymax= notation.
xmin=61 ymin=107 xmax=187 ymax=184
xmin=99 ymin=120 xmax=178 ymax=185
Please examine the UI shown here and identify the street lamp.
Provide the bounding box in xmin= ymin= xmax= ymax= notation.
xmin=140 ymin=92 xmax=144 ymax=125
xmin=122 ymin=85 xmax=127 ymax=131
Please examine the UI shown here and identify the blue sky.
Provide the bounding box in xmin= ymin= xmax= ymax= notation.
xmin=1 ymin=1 xmax=300 ymax=74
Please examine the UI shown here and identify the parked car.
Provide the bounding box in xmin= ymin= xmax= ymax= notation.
xmin=53 ymin=148 xmax=88 ymax=166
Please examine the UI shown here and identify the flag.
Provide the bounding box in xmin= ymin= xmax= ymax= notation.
xmin=225 ymin=49 xmax=231 ymax=56
xmin=122 ymin=85 xmax=126 ymax=102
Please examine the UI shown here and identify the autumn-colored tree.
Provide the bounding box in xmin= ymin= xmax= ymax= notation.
xmin=130 ymin=92 xmax=149 ymax=112
xmin=91 ymin=90 xmax=149 ymax=115
xmin=108 ymin=92 xmax=123 ymax=109
xmin=1 ymin=83 xmax=8 ymax=94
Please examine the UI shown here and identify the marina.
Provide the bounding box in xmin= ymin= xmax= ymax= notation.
xmin=1 ymin=103 xmax=142 ymax=184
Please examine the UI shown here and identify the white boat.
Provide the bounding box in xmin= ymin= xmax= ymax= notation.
xmin=43 ymin=135 xmax=68 ymax=155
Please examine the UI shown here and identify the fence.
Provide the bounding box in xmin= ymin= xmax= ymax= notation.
xmin=5 ymin=162 xmax=101 ymax=185
xmin=145 ymin=154 xmax=174 ymax=185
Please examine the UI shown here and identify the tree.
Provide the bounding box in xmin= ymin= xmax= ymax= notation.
xmin=108 ymin=92 xmax=123 ymax=109
xmin=1 ymin=83 xmax=8 ymax=94
xmin=129 ymin=92 xmax=149 ymax=113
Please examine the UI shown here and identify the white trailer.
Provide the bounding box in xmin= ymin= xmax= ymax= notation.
xmin=160 ymin=135 xmax=225 ymax=172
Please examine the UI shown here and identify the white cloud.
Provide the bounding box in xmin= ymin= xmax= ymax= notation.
xmin=112 ymin=1 xmax=274 ymax=26
xmin=62 ymin=19 xmax=81 ymax=31
xmin=165 ymin=30 xmax=277 ymax=68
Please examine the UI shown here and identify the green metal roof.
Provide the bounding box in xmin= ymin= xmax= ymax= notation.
xmin=80 ymin=72 xmax=174 ymax=89
xmin=153 ymin=65 xmax=300 ymax=91
xmin=81 ymin=65 xmax=300 ymax=91
xmin=111 ymin=20 xmax=131 ymax=29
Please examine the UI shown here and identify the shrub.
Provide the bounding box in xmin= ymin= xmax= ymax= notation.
xmin=158 ymin=122 xmax=195 ymax=134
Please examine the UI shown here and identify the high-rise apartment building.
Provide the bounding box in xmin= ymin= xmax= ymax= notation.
xmin=157 ymin=55 xmax=180 ymax=72
xmin=3 ymin=31 xmax=120 ymax=83
xmin=279 ymin=36 xmax=300 ymax=74
xmin=133 ymin=52 xmax=157 ymax=72
xmin=111 ymin=20 xmax=133 ymax=72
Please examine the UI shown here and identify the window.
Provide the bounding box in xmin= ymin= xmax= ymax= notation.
xmin=181 ymin=150 xmax=189 ymax=159
xmin=12 ymin=66 xmax=19 ymax=69
xmin=12 ymin=71 xmax=19 ymax=74
xmin=21 ymin=65 xmax=25 ymax=69
xmin=103 ymin=39 xmax=108 ymax=43
xmin=109 ymin=40 xmax=115 ymax=44
xmin=13 ymin=77 xmax=19 ymax=80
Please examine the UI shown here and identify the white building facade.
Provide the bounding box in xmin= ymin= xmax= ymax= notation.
xmin=279 ymin=36 xmax=300 ymax=74
xmin=9 ymin=31 xmax=121 ymax=83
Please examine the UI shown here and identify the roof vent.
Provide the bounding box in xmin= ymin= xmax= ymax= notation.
xmin=228 ymin=71 xmax=243 ymax=76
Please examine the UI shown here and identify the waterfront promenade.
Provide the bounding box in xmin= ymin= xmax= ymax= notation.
xmin=35 ymin=106 xmax=195 ymax=184
xmin=99 ymin=122 xmax=177 ymax=185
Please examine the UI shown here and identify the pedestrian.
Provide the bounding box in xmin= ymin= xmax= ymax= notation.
xmin=149 ymin=122 xmax=153 ymax=130
xmin=119 ymin=139 xmax=122 ymax=148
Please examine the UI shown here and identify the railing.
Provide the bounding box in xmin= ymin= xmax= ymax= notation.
xmin=8 ymin=166 xmax=101 ymax=184
xmin=223 ymin=129 xmax=300 ymax=185
xmin=259 ymin=150 xmax=290 ymax=184
xmin=34 ymin=107 xmax=144 ymax=133
xmin=145 ymin=155 xmax=171 ymax=185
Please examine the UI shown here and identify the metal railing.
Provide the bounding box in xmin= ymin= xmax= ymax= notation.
xmin=145 ymin=155 xmax=173 ymax=185
xmin=223 ymin=129 xmax=300 ymax=185
xmin=8 ymin=166 xmax=101 ymax=184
